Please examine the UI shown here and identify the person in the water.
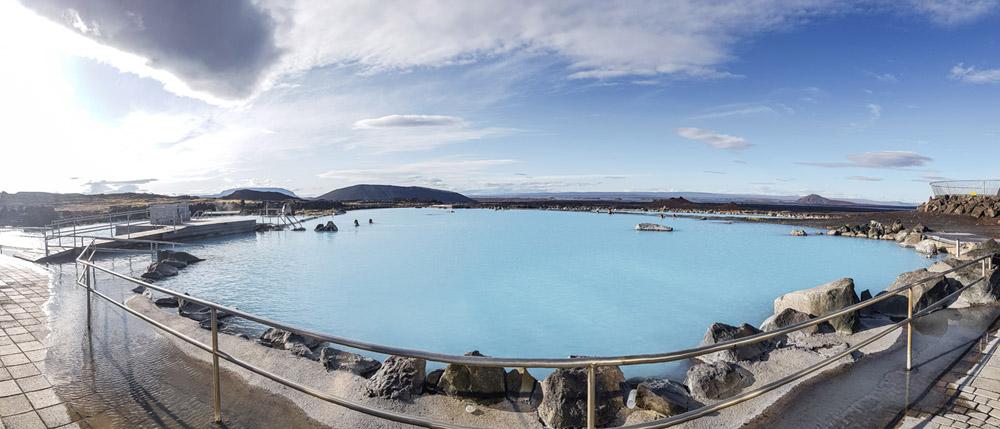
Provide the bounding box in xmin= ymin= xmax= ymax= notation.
xmin=368 ymin=218 xmax=373 ymax=224
xmin=354 ymin=219 xmax=360 ymax=227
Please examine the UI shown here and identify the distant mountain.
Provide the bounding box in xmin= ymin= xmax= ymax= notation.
xmin=203 ymin=187 xmax=299 ymax=199
xmin=316 ymin=184 xmax=475 ymax=204
xmin=471 ymin=191 xmax=916 ymax=207
xmin=795 ymin=194 xmax=855 ymax=206
xmin=219 ymin=189 xmax=299 ymax=201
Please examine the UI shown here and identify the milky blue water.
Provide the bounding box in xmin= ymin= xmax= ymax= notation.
xmin=147 ymin=208 xmax=929 ymax=377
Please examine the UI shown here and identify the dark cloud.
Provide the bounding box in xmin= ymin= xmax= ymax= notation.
xmin=23 ymin=0 xmax=282 ymax=99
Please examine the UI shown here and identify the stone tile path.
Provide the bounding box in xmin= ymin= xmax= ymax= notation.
xmin=0 ymin=255 xmax=87 ymax=429
xmin=897 ymin=319 xmax=1000 ymax=429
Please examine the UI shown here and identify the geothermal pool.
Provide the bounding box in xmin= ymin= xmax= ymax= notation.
xmin=96 ymin=208 xmax=931 ymax=376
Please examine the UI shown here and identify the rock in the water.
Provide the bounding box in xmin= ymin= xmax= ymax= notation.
xmin=859 ymin=289 xmax=872 ymax=301
xmin=178 ymin=299 xmax=214 ymax=321
xmin=685 ymin=361 xmax=753 ymax=402
xmin=538 ymin=366 xmax=626 ymax=429
xmin=319 ymin=347 xmax=382 ymax=378
xmin=154 ymin=296 xmax=179 ymax=307
xmin=915 ymin=239 xmax=939 ymax=256
xmin=898 ymin=231 xmax=925 ymax=248
xmin=366 ymin=356 xmax=426 ymax=401
xmin=634 ymin=379 xmax=695 ymax=417
xmin=157 ymin=250 xmax=205 ymax=264
xmin=159 ymin=259 xmax=188 ymax=269
xmin=635 ymin=223 xmax=673 ymax=232
xmin=790 ymin=229 xmax=808 ymax=236
xmin=315 ymin=221 xmax=339 ymax=232
xmin=759 ymin=308 xmax=832 ymax=336
xmin=142 ymin=261 xmax=178 ymax=280
xmin=437 ymin=351 xmax=507 ymax=403
xmin=505 ymin=368 xmax=539 ymax=401
xmin=773 ymin=278 xmax=860 ymax=334
xmin=697 ymin=323 xmax=772 ymax=363
xmin=131 ymin=285 xmax=146 ymax=294
xmin=258 ymin=328 xmax=322 ymax=350
xmin=870 ymin=269 xmax=960 ymax=317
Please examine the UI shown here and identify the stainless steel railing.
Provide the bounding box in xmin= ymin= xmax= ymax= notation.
xmin=930 ymin=180 xmax=1000 ymax=197
xmin=72 ymin=238 xmax=996 ymax=428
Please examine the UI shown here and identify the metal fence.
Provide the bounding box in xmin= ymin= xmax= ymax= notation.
xmin=930 ymin=180 xmax=1000 ymax=197
xmin=73 ymin=238 xmax=995 ymax=429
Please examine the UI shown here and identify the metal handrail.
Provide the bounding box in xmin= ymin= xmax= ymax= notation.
xmin=72 ymin=238 xmax=996 ymax=428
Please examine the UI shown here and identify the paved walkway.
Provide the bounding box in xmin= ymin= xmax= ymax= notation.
xmin=897 ymin=319 xmax=1000 ymax=429
xmin=0 ymin=255 xmax=86 ymax=429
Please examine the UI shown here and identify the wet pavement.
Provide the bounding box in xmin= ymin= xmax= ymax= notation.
xmin=1 ymin=254 xmax=85 ymax=428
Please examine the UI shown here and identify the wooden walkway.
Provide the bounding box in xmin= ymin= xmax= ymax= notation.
xmin=897 ymin=319 xmax=1000 ymax=429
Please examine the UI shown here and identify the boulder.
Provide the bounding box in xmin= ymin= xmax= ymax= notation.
xmin=685 ymin=361 xmax=753 ymax=402
xmin=319 ymin=347 xmax=382 ymax=378
xmin=366 ymin=356 xmax=426 ymax=401
xmin=141 ymin=261 xmax=178 ymax=280
xmin=697 ymin=323 xmax=772 ymax=363
xmin=915 ymin=239 xmax=939 ymax=256
xmin=633 ymin=379 xmax=696 ymax=417
xmin=859 ymin=290 xmax=873 ymax=301
xmin=538 ymin=366 xmax=626 ymax=428
xmin=315 ymin=221 xmax=339 ymax=232
xmin=159 ymin=259 xmax=188 ymax=269
xmin=635 ymin=223 xmax=673 ymax=232
xmin=911 ymin=223 xmax=929 ymax=233
xmin=869 ymin=269 xmax=961 ymax=317
xmin=425 ymin=369 xmax=445 ymax=394
xmin=790 ymin=229 xmax=808 ymax=237
xmin=898 ymin=232 xmax=924 ymax=248
xmin=505 ymin=368 xmax=539 ymax=401
xmin=759 ymin=308 xmax=832 ymax=336
xmin=153 ymin=296 xmax=179 ymax=308
xmin=287 ymin=343 xmax=319 ymax=361
xmin=258 ymin=328 xmax=322 ymax=350
xmin=437 ymin=351 xmax=507 ymax=403
xmin=930 ymin=258 xmax=1000 ymax=307
xmin=773 ymin=278 xmax=860 ymax=334
xmin=178 ymin=299 xmax=213 ymax=322
xmin=157 ymin=250 xmax=205 ymax=264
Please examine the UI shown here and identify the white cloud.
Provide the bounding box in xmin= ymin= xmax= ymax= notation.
xmin=866 ymin=72 xmax=898 ymax=83
xmin=676 ymin=127 xmax=751 ymax=150
xmin=867 ymin=103 xmax=882 ymax=120
xmin=846 ymin=175 xmax=883 ymax=182
xmin=950 ymin=63 xmax=1000 ymax=83
xmin=909 ymin=0 xmax=999 ymax=25
xmin=83 ymin=178 xmax=157 ymax=194
xmin=800 ymin=151 xmax=933 ymax=168
xmin=353 ymin=115 xmax=464 ymax=129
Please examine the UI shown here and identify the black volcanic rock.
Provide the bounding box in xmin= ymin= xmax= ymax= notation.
xmin=316 ymin=184 xmax=475 ymax=204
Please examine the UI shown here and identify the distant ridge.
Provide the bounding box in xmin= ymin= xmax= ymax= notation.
xmin=203 ymin=187 xmax=299 ymax=199
xmin=471 ymin=191 xmax=915 ymax=207
xmin=316 ymin=184 xmax=475 ymax=204
xmin=795 ymin=194 xmax=855 ymax=206
xmin=219 ymin=189 xmax=299 ymax=201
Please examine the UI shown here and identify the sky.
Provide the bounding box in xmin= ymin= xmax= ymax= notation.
xmin=1 ymin=1 xmax=999 ymax=203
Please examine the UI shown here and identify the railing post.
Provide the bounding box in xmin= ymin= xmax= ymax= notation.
xmin=906 ymin=288 xmax=913 ymax=371
xmin=956 ymin=239 xmax=961 ymax=258
xmin=586 ymin=365 xmax=596 ymax=429
xmin=211 ymin=308 xmax=222 ymax=424
xmin=86 ymin=265 xmax=94 ymax=331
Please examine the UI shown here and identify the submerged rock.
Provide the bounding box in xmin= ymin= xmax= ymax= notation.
xmin=538 ymin=365 xmax=626 ymax=429
xmin=685 ymin=361 xmax=753 ymax=402
xmin=159 ymin=259 xmax=187 ymax=269
xmin=141 ymin=261 xmax=178 ymax=280
xmin=773 ymin=278 xmax=860 ymax=334
xmin=157 ymin=250 xmax=205 ymax=264
xmin=319 ymin=347 xmax=382 ymax=378
xmin=437 ymin=351 xmax=507 ymax=404
xmin=366 ymin=356 xmax=426 ymax=401
xmin=697 ymin=322 xmax=772 ymax=363
xmin=635 ymin=223 xmax=673 ymax=232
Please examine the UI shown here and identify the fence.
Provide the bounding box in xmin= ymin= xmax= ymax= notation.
xmin=930 ymin=180 xmax=1000 ymax=197
xmin=73 ymin=238 xmax=994 ymax=428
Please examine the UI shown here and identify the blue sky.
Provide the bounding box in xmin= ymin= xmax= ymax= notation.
xmin=2 ymin=1 xmax=999 ymax=203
